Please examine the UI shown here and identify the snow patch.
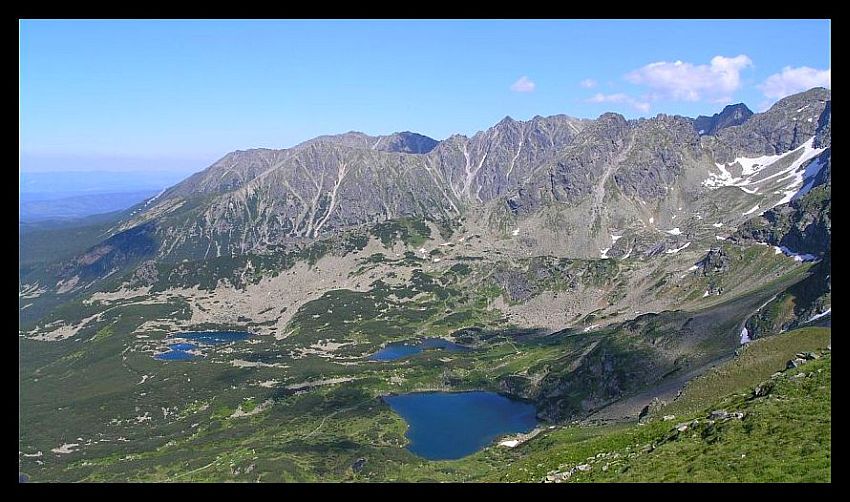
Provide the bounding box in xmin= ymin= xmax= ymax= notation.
xmin=611 ymin=234 xmax=623 ymax=244
xmin=51 ymin=443 xmax=80 ymax=455
xmin=790 ymin=157 xmax=825 ymax=202
xmin=665 ymin=242 xmax=691 ymax=254
xmin=743 ymin=205 xmax=760 ymax=216
xmin=740 ymin=327 xmax=751 ymax=345
xmin=687 ymin=265 xmax=699 ymax=271
xmin=712 ymin=222 xmax=723 ymax=228
xmin=599 ymin=248 xmax=611 ymax=259
xmin=808 ymin=308 xmax=831 ymax=322
xmin=665 ymin=227 xmax=682 ymax=236
xmin=703 ymin=138 xmax=826 ymax=205
xmin=773 ymin=246 xmax=818 ymax=262
xmin=715 ymin=236 xmax=726 ymax=241
xmin=512 ymin=228 xmax=519 ymax=236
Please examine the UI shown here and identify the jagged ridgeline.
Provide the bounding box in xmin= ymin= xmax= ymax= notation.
xmin=19 ymin=88 xmax=830 ymax=482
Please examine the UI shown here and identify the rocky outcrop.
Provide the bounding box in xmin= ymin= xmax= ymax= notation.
xmin=705 ymin=87 xmax=831 ymax=164
xmin=693 ymin=103 xmax=753 ymax=136
xmin=696 ymin=247 xmax=730 ymax=276
xmin=734 ymin=179 xmax=830 ymax=257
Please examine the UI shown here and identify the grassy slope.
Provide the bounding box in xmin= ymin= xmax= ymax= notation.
xmin=481 ymin=327 xmax=830 ymax=482
xmin=659 ymin=327 xmax=831 ymax=417
xmin=18 ymin=213 xmax=830 ymax=482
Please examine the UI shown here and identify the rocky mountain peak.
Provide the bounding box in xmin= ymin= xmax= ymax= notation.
xmin=705 ymin=88 xmax=830 ymax=163
xmin=295 ymin=130 xmax=438 ymax=154
xmin=693 ymin=103 xmax=753 ymax=136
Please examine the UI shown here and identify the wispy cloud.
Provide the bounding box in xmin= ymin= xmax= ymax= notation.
xmin=758 ymin=66 xmax=831 ymax=100
xmin=625 ymin=55 xmax=752 ymax=102
xmin=579 ymin=78 xmax=597 ymax=89
xmin=586 ymin=93 xmax=650 ymax=113
xmin=510 ymin=76 xmax=536 ymax=93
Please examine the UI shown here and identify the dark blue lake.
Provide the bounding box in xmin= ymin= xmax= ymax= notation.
xmin=154 ymin=343 xmax=198 ymax=361
xmin=169 ymin=343 xmax=197 ymax=351
xmin=175 ymin=331 xmax=251 ymax=344
xmin=384 ymin=391 xmax=537 ymax=460
xmin=369 ymin=338 xmax=468 ymax=361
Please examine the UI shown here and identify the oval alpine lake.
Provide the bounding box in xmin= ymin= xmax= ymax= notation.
xmin=384 ymin=391 xmax=537 ymax=460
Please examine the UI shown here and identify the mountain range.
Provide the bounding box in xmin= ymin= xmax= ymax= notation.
xmin=19 ymin=87 xmax=831 ymax=482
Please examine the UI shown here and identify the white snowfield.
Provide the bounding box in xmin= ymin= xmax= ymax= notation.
xmin=665 ymin=242 xmax=691 ymax=254
xmin=808 ymin=308 xmax=831 ymax=322
xmin=773 ymin=246 xmax=818 ymax=262
xmin=703 ymin=137 xmax=827 ymax=212
xmin=600 ymin=234 xmax=623 ymax=259
xmin=740 ymin=327 xmax=751 ymax=344
xmin=743 ymin=205 xmax=760 ymax=216
xmin=665 ymin=227 xmax=682 ymax=236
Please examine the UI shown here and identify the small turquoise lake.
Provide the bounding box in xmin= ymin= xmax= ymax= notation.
xmin=384 ymin=391 xmax=537 ymax=460
xmin=369 ymin=338 xmax=469 ymax=361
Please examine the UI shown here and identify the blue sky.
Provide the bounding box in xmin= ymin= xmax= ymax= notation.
xmin=20 ymin=19 xmax=830 ymax=173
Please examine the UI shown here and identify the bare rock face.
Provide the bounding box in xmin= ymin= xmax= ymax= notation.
xmin=705 ymin=87 xmax=830 ymax=164
xmin=297 ymin=131 xmax=439 ymax=154
xmin=693 ymin=103 xmax=753 ymax=136
xmin=53 ymin=88 xmax=831 ymax=284
xmin=697 ymin=247 xmax=730 ymax=276
xmin=734 ymin=173 xmax=831 ymax=257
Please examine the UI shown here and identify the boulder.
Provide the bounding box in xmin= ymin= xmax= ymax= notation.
xmin=709 ymin=410 xmax=729 ymax=420
xmin=351 ymin=457 xmax=367 ymax=473
xmin=786 ymin=358 xmax=806 ymax=369
xmin=753 ymin=381 xmax=774 ymax=397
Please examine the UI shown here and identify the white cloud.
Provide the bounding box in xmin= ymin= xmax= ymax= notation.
xmin=586 ymin=93 xmax=650 ymax=113
xmin=510 ymin=76 xmax=536 ymax=93
xmin=625 ymin=55 xmax=752 ymax=102
xmin=758 ymin=66 xmax=831 ymax=100
xmin=579 ymin=78 xmax=597 ymax=89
